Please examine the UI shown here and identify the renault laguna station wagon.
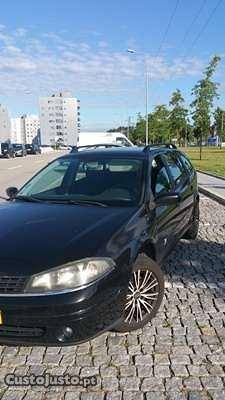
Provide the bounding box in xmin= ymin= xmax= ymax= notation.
xmin=0 ymin=145 xmax=199 ymax=345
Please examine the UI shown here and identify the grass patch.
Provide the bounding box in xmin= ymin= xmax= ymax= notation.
xmin=181 ymin=147 xmax=225 ymax=178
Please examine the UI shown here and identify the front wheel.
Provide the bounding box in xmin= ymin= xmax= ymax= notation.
xmin=114 ymin=257 xmax=164 ymax=332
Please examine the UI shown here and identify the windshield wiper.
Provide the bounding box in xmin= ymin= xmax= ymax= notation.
xmin=15 ymin=195 xmax=45 ymax=203
xmin=46 ymin=199 xmax=108 ymax=207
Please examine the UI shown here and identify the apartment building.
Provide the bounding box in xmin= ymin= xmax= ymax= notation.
xmin=21 ymin=115 xmax=40 ymax=144
xmin=39 ymin=92 xmax=80 ymax=146
xmin=0 ymin=104 xmax=11 ymax=142
xmin=11 ymin=117 xmax=23 ymax=143
xmin=10 ymin=115 xmax=40 ymax=144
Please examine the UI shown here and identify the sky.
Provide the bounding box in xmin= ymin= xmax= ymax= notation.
xmin=0 ymin=0 xmax=225 ymax=131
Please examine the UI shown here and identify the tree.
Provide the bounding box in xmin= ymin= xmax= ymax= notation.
xmin=169 ymin=89 xmax=188 ymax=146
xmin=191 ymin=55 xmax=221 ymax=144
xmin=214 ymin=107 xmax=225 ymax=141
xmin=130 ymin=113 xmax=146 ymax=144
xmin=149 ymin=105 xmax=170 ymax=143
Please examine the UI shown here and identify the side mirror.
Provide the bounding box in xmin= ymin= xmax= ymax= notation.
xmin=6 ymin=187 xmax=18 ymax=200
xmin=155 ymin=192 xmax=180 ymax=206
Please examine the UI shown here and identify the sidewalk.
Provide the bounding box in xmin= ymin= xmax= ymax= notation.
xmin=197 ymin=171 xmax=225 ymax=204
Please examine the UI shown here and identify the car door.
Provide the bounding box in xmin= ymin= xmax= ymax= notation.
xmin=163 ymin=151 xmax=194 ymax=236
xmin=149 ymin=154 xmax=181 ymax=263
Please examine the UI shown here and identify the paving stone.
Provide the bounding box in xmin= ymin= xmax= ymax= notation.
xmin=208 ymin=391 xmax=225 ymax=400
xmin=137 ymin=365 xmax=153 ymax=378
xmin=154 ymin=353 xmax=170 ymax=365
xmin=119 ymin=366 xmax=136 ymax=377
xmin=2 ymin=391 xmax=26 ymax=400
xmin=23 ymin=392 xmax=44 ymax=400
xmin=80 ymin=393 xmax=104 ymax=400
xmin=183 ymin=377 xmax=202 ymax=391
xmin=188 ymin=391 xmax=209 ymax=400
xmin=145 ymin=393 xmax=166 ymax=400
xmin=134 ymin=355 xmax=153 ymax=366
xmin=64 ymin=393 xmax=80 ymax=400
xmin=100 ymin=366 xmax=118 ymax=377
xmin=111 ymin=354 xmax=130 ymax=367
xmin=119 ymin=377 xmax=140 ymax=391
xmin=154 ymin=365 xmax=171 ymax=378
xmin=165 ymin=377 xmax=183 ymax=392
xmin=123 ymin=392 xmax=144 ymax=400
xmin=102 ymin=377 xmax=119 ymax=391
xmin=166 ymin=392 xmax=187 ymax=400
xmin=141 ymin=377 xmax=164 ymax=392
xmin=80 ymin=367 xmax=99 ymax=377
xmin=201 ymin=376 xmax=223 ymax=390
xmin=105 ymin=392 xmax=122 ymax=400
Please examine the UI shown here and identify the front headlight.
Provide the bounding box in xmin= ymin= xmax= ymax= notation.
xmin=25 ymin=258 xmax=115 ymax=294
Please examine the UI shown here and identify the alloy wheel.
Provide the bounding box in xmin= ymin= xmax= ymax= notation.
xmin=124 ymin=269 xmax=159 ymax=325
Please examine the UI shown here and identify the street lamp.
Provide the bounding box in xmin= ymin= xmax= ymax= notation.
xmin=127 ymin=49 xmax=149 ymax=145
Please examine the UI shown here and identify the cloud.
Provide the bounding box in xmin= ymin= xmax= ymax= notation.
xmin=98 ymin=41 xmax=108 ymax=48
xmin=0 ymin=26 xmax=207 ymax=106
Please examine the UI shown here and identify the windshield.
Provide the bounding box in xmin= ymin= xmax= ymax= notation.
xmin=1 ymin=143 xmax=9 ymax=150
xmin=18 ymin=156 xmax=144 ymax=207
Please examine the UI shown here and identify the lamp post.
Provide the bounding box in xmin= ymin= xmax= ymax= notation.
xmin=127 ymin=49 xmax=149 ymax=145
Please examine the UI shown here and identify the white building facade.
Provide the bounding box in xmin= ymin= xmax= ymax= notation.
xmin=21 ymin=115 xmax=40 ymax=144
xmin=0 ymin=104 xmax=11 ymax=142
xmin=39 ymin=92 xmax=80 ymax=146
xmin=11 ymin=118 xmax=23 ymax=143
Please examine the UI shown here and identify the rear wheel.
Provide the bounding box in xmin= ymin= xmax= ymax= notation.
xmin=183 ymin=201 xmax=199 ymax=240
xmin=114 ymin=259 xmax=164 ymax=332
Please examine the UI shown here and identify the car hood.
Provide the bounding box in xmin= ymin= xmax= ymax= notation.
xmin=0 ymin=201 xmax=136 ymax=275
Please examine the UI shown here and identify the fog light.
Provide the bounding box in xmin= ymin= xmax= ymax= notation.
xmin=57 ymin=326 xmax=73 ymax=342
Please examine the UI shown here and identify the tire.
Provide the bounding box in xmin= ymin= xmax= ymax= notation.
xmin=114 ymin=258 xmax=164 ymax=333
xmin=183 ymin=201 xmax=199 ymax=240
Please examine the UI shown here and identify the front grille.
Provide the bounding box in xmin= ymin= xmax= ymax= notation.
xmin=0 ymin=325 xmax=45 ymax=337
xmin=0 ymin=276 xmax=27 ymax=294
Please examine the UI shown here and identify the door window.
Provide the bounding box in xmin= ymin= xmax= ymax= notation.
xmin=178 ymin=153 xmax=194 ymax=175
xmin=164 ymin=152 xmax=187 ymax=188
xmin=151 ymin=156 xmax=172 ymax=196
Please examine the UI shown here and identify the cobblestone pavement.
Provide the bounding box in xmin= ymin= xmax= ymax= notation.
xmin=0 ymin=196 xmax=225 ymax=400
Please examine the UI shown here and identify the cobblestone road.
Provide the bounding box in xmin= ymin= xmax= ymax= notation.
xmin=0 ymin=196 xmax=225 ymax=400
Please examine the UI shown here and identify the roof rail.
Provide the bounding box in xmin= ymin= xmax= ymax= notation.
xmin=70 ymin=143 xmax=123 ymax=153
xmin=142 ymin=143 xmax=177 ymax=152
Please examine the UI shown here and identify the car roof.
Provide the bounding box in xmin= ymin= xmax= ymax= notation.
xmin=58 ymin=145 xmax=178 ymax=161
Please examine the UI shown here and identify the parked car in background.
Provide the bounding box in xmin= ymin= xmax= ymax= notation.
xmin=25 ymin=144 xmax=41 ymax=155
xmin=0 ymin=144 xmax=199 ymax=346
xmin=0 ymin=142 xmax=15 ymax=158
xmin=12 ymin=144 xmax=27 ymax=157
xmin=77 ymin=131 xmax=134 ymax=147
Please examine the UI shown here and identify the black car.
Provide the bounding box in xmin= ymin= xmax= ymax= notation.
xmin=0 ymin=143 xmax=15 ymax=158
xmin=12 ymin=144 xmax=27 ymax=157
xmin=25 ymin=144 xmax=41 ymax=155
xmin=0 ymin=145 xmax=199 ymax=346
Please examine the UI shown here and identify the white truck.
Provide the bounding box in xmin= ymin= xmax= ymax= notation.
xmin=77 ymin=132 xmax=134 ymax=148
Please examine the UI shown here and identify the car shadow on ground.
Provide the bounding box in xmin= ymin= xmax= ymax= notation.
xmin=162 ymin=238 xmax=225 ymax=297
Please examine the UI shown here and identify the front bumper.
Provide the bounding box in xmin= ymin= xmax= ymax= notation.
xmin=0 ymin=268 xmax=129 ymax=346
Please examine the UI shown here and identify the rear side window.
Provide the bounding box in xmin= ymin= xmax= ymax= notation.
xmin=151 ymin=156 xmax=172 ymax=196
xmin=179 ymin=153 xmax=194 ymax=174
xmin=164 ymin=152 xmax=187 ymax=187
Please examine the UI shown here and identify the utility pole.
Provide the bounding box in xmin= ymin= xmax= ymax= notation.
xmin=127 ymin=49 xmax=150 ymax=145
xmin=127 ymin=116 xmax=131 ymax=139
xmin=145 ymin=70 xmax=149 ymax=145
xmin=222 ymin=111 xmax=224 ymax=134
